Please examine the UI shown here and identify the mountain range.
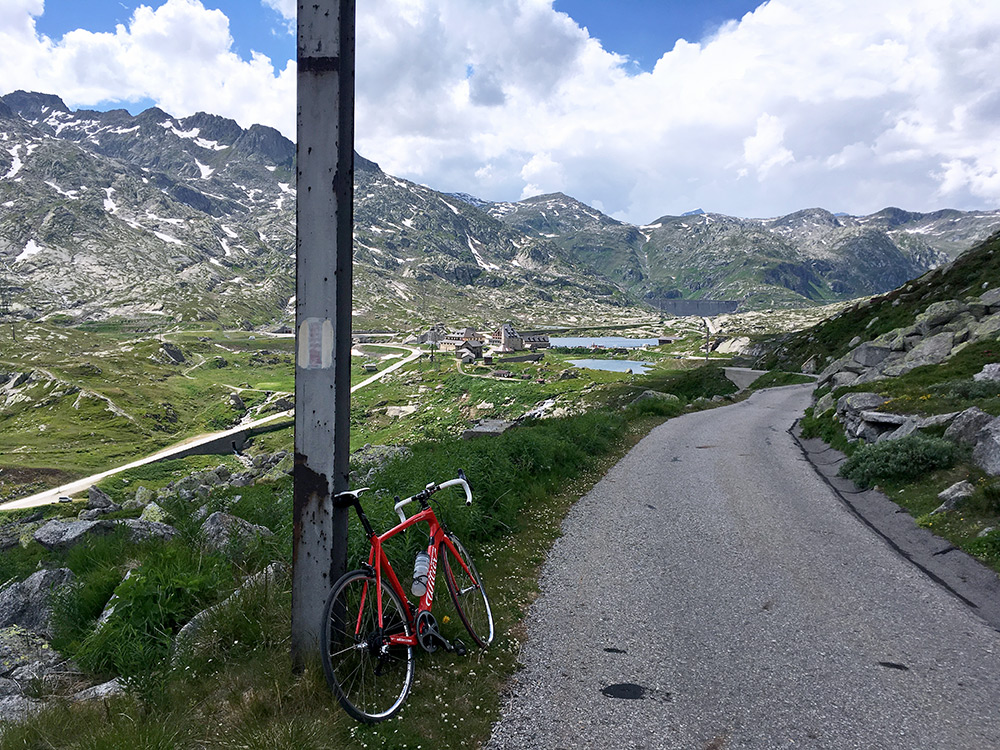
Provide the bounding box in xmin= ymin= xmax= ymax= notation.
xmin=2 ymin=90 xmax=999 ymax=330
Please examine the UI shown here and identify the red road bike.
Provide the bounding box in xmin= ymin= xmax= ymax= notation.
xmin=320 ymin=470 xmax=494 ymax=722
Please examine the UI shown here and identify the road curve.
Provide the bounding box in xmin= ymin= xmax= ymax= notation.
xmin=488 ymin=384 xmax=1000 ymax=749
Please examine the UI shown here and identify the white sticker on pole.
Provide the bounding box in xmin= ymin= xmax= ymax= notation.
xmin=298 ymin=317 xmax=335 ymax=369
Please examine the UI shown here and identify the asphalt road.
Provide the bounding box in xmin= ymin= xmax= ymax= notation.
xmin=487 ymin=384 xmax=1000 ymax=749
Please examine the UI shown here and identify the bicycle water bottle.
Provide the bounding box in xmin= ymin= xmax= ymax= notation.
xmin=411 ymin=551 xmax=430 ymax=597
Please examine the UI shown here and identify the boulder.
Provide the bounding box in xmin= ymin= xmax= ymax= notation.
xmin=116 ymin=519 xmax=178 ymax=544
xmin=0 ymin=625 xmax=62 ymax=679
xmin=0 ymin=569 xmax=75 ymax=638
xmin=881 ymin=332 xmax=954 ymax=377
xmin=916 ymin=300 xmax=968 ymax=333
xmin=969 ymin=313 xmax=1000 ymax=343
xmin=200 ymin=512 xmax=273 ymax=553
xmin=133 ymin=485 xmax=155 ymax=507
xmin=138 ymin=502 xmax=169 ymax=523
xmin=931 ymin=480 xmax=976 ymax=514
xmin=86 ymin=486 xmax=115 ymax=509
xmin=878 ymin=419 xmax=918 ymax=442
xmin=973 ymin=363 xmax=1000 ymax=383
xmin=980 ymin=287 xmax=1000 ymax=311
xmin=160 ymin=342 xmax=185 ymax=364
xmin=851 ymin=344 xmax=892 ymax=368
xmin=836 ymin=392 xmax=889 ymax=440
xmin=944 ymin=407 xmax=993 ymax=447
xmin=972 ymin=418 xmax=1000 ymax=476
xmin=73 ymin=677 xmax=124 ymax=702
xmin=33 ymin=519 xmax=114 ymax=551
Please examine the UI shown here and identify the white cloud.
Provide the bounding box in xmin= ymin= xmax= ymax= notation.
xmin=0 ymin=0 xmax=295 ymax=136
xmin=2 ymin=0 xmax=1000 ymax=221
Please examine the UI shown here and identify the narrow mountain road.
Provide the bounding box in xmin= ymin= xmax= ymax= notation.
xmin=0 ymin=345 xmax=422 ymax=511
xmin=488 ymin=384 xmax=1000 ymax=749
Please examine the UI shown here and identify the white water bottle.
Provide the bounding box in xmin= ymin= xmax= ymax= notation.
xmin=411 ymin=551 xmax=430 ymax=597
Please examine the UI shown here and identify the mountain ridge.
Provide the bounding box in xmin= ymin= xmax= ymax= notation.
xmin=3 ymin=90 xmax=1000 ymax=328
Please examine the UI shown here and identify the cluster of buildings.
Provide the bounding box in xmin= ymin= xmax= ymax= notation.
xmin=419 ymin=323 xmax=550 ymax=363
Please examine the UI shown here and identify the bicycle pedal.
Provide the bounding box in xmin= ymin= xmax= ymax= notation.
xmin=453 ymin=638 xmax=467 ymax=656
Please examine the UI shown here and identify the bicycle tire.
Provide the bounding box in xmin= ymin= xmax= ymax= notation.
xmin=320 ymin=569 xmax=415 ymax=723
xmin=442 ymin=534 xmax=494 ymax=648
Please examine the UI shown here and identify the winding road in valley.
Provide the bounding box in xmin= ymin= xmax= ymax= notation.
xmin=488 ymin=384 xmax=1000 ymax=749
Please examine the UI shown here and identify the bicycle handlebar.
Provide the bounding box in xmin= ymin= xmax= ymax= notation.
xmin=392 ymin=471 xmax=473 ymax=524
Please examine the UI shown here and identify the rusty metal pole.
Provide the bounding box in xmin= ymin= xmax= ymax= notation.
xmin=292 ymin=0 xmax=355 ymax=669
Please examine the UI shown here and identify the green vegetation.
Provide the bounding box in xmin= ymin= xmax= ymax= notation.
xmin=747 ymin=370 xmax=816 ymax=390
xmin=839 ymin=434 xmax=956 ymax=488
xmin=0 ymin=325 xmax=741 ymax=748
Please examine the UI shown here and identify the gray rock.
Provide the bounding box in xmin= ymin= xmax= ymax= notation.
xmin=78 ymin=503 xmax=121 ymax=520
xmin=214 ymin=464 xmax=232 ymax=482
xmin=979 ymin=527 xmax=997 ymax=538
xmin=972 ymin=418 xmax=1000 ymax=476
xmin=848 ymin=336 xmax=862 ymax=348
xmin=115 ymin=519 xmax=178 ymax=544
xmin=917 ymin=300 xmax=968 ymax=333
xmin=851 ymin=344 xmax=892 ymax=368
xmin=229 ymin=393 xmax=246 ymax=411
xmin=0 ymin=625 xmax=59 ymax=679
xmin=969 ymin=313 xmax=1000 ymax=343
xmin=133 ymin=485 xmax=155 ymax=507
xmin=200 ymin=512 xmax=273 ymax=553
xmin=814 ymin=392 xmax=835 ymax=414
xmin=33 ymin=519 xmax=114 ymax=551
xmin=160 ymin=342 xmax=185 ymax=364
xmin=944 ymin=407 xmax=994 ymax=447
xmin=73 ymin=677 xmax=124 ymax=701
xmin=138 ymin=502 xmax=169 ymax=523
xmin=0 ymin=694 xmax=42 ymax=722
xmin=881 ymin=332 xmax=955 ymax=377
xmin=916 ymin=412 xmax=960 ymax=429
xmin=879 ymin=419 xmax=918 ymax=442
xmin=932 ymin=480 xmax=976 ymax=514
xmin=86 ymin=486 xmax=114 ymax=509
xmin=836 ymin=392 xmax=889 ymax=440
xmin=831 ymin=371 xmax=859 ymax=388
xmin=0 ymin=569 xmax=75 ymax=638
xmin=973 ymin=363 xmax=1000 ymax=383
xmin=859 ymin=410 xmax=909 ymax=425
xmin=980 ymin=287 xmax=1000 ymax=310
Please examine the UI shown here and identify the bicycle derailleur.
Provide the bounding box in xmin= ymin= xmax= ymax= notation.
xmin=415 ymin=611 xmax=466 ymax=656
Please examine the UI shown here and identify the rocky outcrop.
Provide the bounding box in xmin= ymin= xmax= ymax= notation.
xmin=200 ymin=512 xmax=273 ymax=553
xmin=816 ymin=288 xmax=1000 ymax=388
xmin=944 ymin=407 xmax=994 ymax=447
xmin=33 ymin=519 xmax=114 ymax=551
xmin=0 ymin=569 xmax=75 ymax=638
xmin=972 ymin=418 xmax=1000 ymax=476
xmin=932 ymin=481 xmax=976 ymax=514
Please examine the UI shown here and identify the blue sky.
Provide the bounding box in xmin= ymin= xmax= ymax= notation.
xmin=3 ymin=0 xmax=1000 ymax=221
xmin=554 ymin=0 xmax=763 ymax=71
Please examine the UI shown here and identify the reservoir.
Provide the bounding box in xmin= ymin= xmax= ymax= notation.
xmin=568 ymin=359 xmax=654 ymax=374
xmin=550 ymin=336 xmax=658 ymax=348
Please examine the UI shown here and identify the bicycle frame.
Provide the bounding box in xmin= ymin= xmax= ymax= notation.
xmin=349 ymin=496 xmax=475 ymax=649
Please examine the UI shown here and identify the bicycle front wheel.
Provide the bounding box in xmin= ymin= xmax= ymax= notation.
xmin=442 ymin=534 xmax=494 ymax=648
xmin=321 ymin=570 xmax=415 ymax=723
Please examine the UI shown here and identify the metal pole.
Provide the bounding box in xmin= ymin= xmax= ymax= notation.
xmin=292 ymin=0 xmax=355 ymax=669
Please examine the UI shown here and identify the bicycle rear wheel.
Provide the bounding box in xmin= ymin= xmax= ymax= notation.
xmin=442 ymin=534 xmax=494 ymax=648
xmin=321 ymin=570 xmax=415 ymax=723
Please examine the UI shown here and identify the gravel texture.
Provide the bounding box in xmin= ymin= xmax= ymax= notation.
xmin=487 ymin=385 xmax=1000 ymax=749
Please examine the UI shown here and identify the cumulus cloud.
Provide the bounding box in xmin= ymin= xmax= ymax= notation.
xmin=0 ymin=0 xmax=295 ymax=136
xmin=2 ymin=0 xmax=1000 ymax=221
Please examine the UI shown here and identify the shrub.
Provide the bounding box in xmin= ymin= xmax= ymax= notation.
xmin=839 ymin=434 xmax=956 ymax=488
xmin=928 ymin=379 xmax=1000 ymax=401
